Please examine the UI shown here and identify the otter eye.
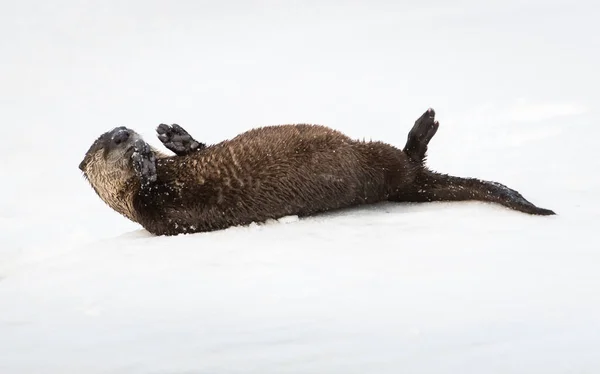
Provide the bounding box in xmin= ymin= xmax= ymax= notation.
xmin=113 ymin=130 xmax=130 ymax=145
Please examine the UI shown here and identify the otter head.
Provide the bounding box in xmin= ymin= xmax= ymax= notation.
xmin=79 ymin=126 xmax=144 ymax=222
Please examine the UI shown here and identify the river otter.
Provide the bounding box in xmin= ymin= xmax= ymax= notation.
xmin=78 ymin=108 xmax=555 ymax=236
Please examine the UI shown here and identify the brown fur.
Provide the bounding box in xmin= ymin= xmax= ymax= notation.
xmin=79 ymin=113 xmax=555 ymax=236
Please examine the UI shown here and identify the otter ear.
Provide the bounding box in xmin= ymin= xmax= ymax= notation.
xmin=79 ymin=159 xmax=87 ymax=171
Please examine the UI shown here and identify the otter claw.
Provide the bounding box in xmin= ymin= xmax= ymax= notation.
xmin=156 ymin=123 xmax=204 ymax=156
xmin=132 ymin=139 xmax=157 ymax=185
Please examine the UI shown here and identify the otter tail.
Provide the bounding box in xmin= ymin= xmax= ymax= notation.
xmin=413 ymin=170 xmax=556 ymax=215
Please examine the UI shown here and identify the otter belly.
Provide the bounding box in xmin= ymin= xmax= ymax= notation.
xmin=143 ymin=145 xmax=390 ymax=234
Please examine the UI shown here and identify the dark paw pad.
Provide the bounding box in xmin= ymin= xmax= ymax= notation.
xmin=156 ymin=124 xmax=203 ymax=156
xmin=411 ymin=108 xmax=439 ymax=144
xmin=404 ymin=108 xmax=440 ymax=162
xmin=132 ymin=139 xmax=157 ymax=185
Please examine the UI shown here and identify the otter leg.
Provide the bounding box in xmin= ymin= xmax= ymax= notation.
xmin=409 ymin=170 xmax=556 ymax=215
xmin=403 ymin=108 xmax=439 ymax=163
xmin=395 ymin=108 xmax=554 ymax=215
xmin=156 ymin=124 xmax=206 ymax=156
xmin=132 ymin=139 xmax=157 ymax=186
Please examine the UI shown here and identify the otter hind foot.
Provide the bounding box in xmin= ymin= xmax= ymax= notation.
xmin=404 ymin=108 xmax=439 ymax=163
xmin=156 ymin=123 xmax=205 ymax=156
xmin=132 ymin=139 xmax=157 ymax=186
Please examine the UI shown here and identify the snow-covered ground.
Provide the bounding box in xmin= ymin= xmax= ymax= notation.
xmin=1 ymin=1 xmax=599 ymax=373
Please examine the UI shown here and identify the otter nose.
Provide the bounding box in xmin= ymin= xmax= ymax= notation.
xmin=113 ymin=129 xmax=130 ymax=145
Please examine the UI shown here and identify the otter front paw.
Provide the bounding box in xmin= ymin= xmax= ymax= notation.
xmin=156 ymin=124 xmax=205 ymax=156
xmin=132 ymin=139 xmax=157 ymax=186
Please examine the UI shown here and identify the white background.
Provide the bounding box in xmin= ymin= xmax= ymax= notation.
xmin=1 ymin=1 xmax=599 ymax=373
